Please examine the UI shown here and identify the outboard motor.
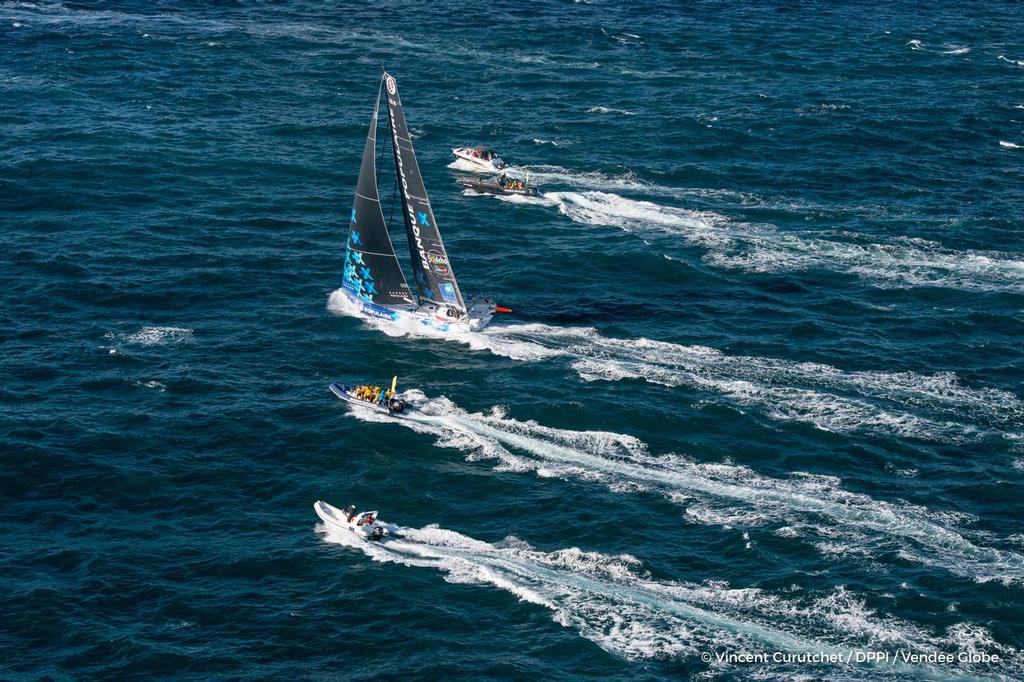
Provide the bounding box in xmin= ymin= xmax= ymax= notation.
xmin=370 ymin=526 xmax=388 ymax=541
xmin=388 ymin=398 xmax=406 ymax=414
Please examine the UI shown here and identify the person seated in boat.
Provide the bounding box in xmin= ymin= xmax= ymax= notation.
xmin=376 ymin=387 xmax=387 ymax=403
xmin=345 ymin=505 xmax=357 ymax=521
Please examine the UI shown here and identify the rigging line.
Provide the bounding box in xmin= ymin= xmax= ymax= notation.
xmin=389 ymin=168 xmax=399 ymax=228
xmin=386 ymin=113 xmax=399 ymax=228
xmin=376 ymin=113 xmax=388 ymax=193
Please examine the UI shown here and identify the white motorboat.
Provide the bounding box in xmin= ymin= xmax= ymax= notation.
xmin=314 ymin=500 xmax=391 ymax=541
xmin=452 ymin=145 xmax=506 ymax=173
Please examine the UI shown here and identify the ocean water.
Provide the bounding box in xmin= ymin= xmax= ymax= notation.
xmin=2 ymin=1 xmax=1023 ymax=679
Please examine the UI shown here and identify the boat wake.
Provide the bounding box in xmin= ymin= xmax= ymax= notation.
xmin=470 ymin=164 xmax=1024 ymax=293
xmin=538 ymin=190 xmax=1024 ymax=293
xmin=317 ymin=515 xmax=1017 ymax=675
xmin=330 ymin=290 xmax=1022 ymax=444
xmin=347 ymin=391 xmax=1024 ymax=587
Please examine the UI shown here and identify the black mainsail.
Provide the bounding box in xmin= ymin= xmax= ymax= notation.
xmin=342 ymin=84 xmax=416 ymax=309
xmin=382 ymin=71 xmax=467 ymax=312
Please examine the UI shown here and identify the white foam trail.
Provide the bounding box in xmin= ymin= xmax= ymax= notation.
xmin=326 ymin=290 xmax=558 ymax=362
xmin=999 ymin=141 xmax=1022 ymax=150
xmin=317 ymin=519 xmax=1014 ymax=677
xmin=347 ymin=391 xmax=1024 ymax=587
xmin=328 ymin=293 xmax=1023 ymax=442
xmin=998 ymin=55 xmax=1024 ymax=67
xmin=499 ymin=324 xmax=1022 ymax=440
xmin=464 ymin=188 xmax=559 ymax=208
xmin=908 ymin=39 xmax=925 ymax=50
xmin=541 ymin=190 xmax=1024 ymax=293
xmin=507 ymin=164 xmax=781 ymax=210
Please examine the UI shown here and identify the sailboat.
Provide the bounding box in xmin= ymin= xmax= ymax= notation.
xmin=338 ymin=70 xmax=497 ymax=332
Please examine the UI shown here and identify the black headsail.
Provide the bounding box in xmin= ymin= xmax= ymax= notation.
xmin=342 ymin=82 xmax=416 ymax=309
xmin=382 ymin=71 xmax=467 ymax=312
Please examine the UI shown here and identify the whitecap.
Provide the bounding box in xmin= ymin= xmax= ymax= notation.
xmin=107 ymin=326 xmax=194 ymax=347
xmin=587 ymin=105 xmax=636 ymax=115
xmin=133 ymin=380 xmax=167 ymax=391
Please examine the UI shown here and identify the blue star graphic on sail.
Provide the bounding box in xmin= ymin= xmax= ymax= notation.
xmin=351 ymin=208 xmax=357 ymax=223
xmin=417 ymin=211 xmax=429 ymax=226
xmin=350 ymin=231 xmax=362 ymax=246
xmin=360 ymin=266 xmax=371 ymax=279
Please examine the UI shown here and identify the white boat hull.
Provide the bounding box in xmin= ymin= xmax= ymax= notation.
xmin=452 ymin=147 xmax=505 ymax=173
xmin=338 ymin=286 xmax=495 ymax=332
xmin=315 ymin=501 xmax=391 ymax=540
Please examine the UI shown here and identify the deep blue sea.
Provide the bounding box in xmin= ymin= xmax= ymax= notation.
xmin=3 ymin=1 xmax=1024 ymax=679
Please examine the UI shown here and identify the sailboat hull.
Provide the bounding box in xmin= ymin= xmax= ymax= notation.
xmin=339 ymin=286 xmax=495 ymax=332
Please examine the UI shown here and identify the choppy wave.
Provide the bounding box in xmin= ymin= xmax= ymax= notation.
xmin=532 ymin=138 xmax=573 ymax=147
xmin=106 ymin=326 xmax=193 ymax=347
xmin=906 ymin=40 xmax=970 ymax=55
xmin=344 ymin=390 xmax=1024 ymax=586
xmin=997 ymin=55 xmax=1024 ymax=67
xmin=327 ymin=292 xmax=1023 ymax=443
xmin=796 ymin=103 xmax=852 ymax=115
xmin=587 ymin=105 xmax=636 ymax=115
xmin=540 ymin=190 xmax=1024 ymax=293
xmin=132 ymin=379 xmax=167 ymax=391
xmin=317 ymin=514 xmax=1018 ymax=675
xmin=999 ymin=141 xmax=1022 ymax=150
